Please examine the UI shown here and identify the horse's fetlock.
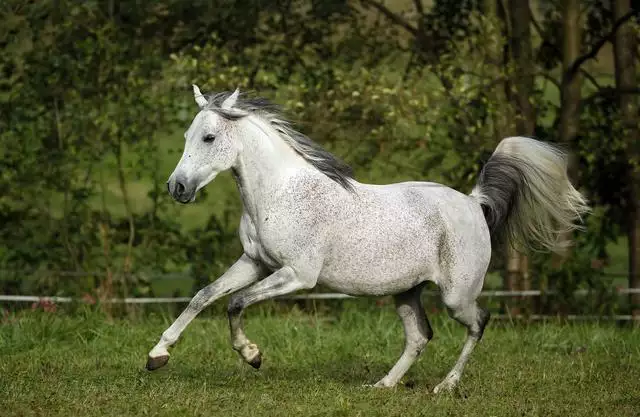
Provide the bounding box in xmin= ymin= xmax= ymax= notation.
xmin=160 ymin=333 xmax=177 ymax=347
xmin=232 ymin=340 xmax=245 ymax=352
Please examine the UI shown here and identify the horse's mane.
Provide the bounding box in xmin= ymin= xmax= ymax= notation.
xmin=204 ymin=91 xmax=354 ymax=192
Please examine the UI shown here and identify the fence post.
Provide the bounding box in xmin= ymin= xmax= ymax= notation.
xmin=504 ymin=248 xmax=523 ymax=316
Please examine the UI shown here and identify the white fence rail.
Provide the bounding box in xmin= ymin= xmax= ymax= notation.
xmin=2 ymin=287 xmax=639 ymax=304
xmin=2 ymin=289 xmax=639 ymax=320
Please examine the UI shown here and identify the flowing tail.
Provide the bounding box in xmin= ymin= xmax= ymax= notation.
xmin=470 ymin=136 xmax=590 ymax=253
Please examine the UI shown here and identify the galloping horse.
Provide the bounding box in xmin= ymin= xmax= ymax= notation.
xmin=146 ymin=86 xmax=588 ymax=392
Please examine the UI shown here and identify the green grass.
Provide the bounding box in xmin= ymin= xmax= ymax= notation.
xmin=1 ymin=305 xmax=639 ymax=417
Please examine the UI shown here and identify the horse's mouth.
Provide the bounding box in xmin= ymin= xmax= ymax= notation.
xmin=175 ymin=192 xmax=196 ymax=204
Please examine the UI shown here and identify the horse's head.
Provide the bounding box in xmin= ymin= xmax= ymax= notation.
xmin=167 ymin=85 xmax=246 ymax=203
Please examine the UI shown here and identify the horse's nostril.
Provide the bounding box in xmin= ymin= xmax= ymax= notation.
xmin=176 ymin=181 xmax=186 ymax=196
xmin=166 ymin=182 xmax=171 ymax=194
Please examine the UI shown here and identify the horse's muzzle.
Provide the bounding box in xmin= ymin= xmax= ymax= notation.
xmin=167 ymin=174 xmax=196 ymax=204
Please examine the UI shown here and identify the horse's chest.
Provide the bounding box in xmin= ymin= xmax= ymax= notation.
xmin=239 ymin=215 xmax=280 ymax=269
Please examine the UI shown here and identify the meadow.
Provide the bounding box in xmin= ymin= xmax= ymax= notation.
xmin=1 ymin=302 xmax=639 ymax=417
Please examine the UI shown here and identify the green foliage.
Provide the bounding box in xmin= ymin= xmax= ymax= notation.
xmin=0 ymin=0 xmax=633 ymax=313
xmin=0 ymin=0 xmax=221 ymax=296
xmin=530 ymin=206 xmax=619 ymax=315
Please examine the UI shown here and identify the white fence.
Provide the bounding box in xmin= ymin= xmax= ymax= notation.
xmin=2 ymin=267 xmax=639 ymax=321
xmin=3 ymin=287 xmax=640 ymax=305
xmin=2 ymin=288 xmax=639 ymax=321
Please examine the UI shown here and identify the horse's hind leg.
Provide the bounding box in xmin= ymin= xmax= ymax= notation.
xmin=433 ymin=290 xmax=490 ymax=393
xmin=373 ymin=283 xmax=433 ymax=388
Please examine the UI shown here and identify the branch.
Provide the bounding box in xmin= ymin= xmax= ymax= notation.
xmin=529 ymin=3 xmax=602 ymax=91
xmin=360 ymin=0 xmax=418 ymax=36
xmin=582 ymin=69 xmax=602 ymax=90
xmin=568 ymin=9 xmax=640 ymax=76
xmin=500 ymin=0 xmax=512 ymax=39
xmin=536 ymin=72 xmax=562 ymax=91
xmin=412 ymin=0 xmax=424 ymax=16
xmin=402 ymin=48 xmax=417 ymax=81
xmin=583 ymin=86 xmax=640 ymax=106
xmin=529 ymin=4 xmax=545 ymax=40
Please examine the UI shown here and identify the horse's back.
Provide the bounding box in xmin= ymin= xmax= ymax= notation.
xmin=357 ymin=180 xmax=489 ymax=244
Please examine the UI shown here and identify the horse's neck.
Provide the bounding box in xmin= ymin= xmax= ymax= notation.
xmin=233 ymin=118 xmax=307 ymax=220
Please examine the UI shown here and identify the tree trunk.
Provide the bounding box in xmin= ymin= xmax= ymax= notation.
xmin=484 ymin=0 xmax=514 ymax=137
xmin=505 ymin=0 xmax=535 ymax=313
xmin=509 ymin=0 xmax=536 ymax=136
xmin=554 ymin=0 xmax=583 ymax=276
xmin=613 ymin=0 xmax=640 ymax=320
xmin=560 ymin=0 xmax=582 ymax=150
xmin=485 ymin=0 xmax=520 ymax=314
xmin=115 ymin=139 xmax=135 ymax=276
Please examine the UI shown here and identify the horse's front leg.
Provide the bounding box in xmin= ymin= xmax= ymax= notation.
xmin=146 ymin=254 xmax=266 ymax=370
xmin=227 ymin=265 xmax=317 ymax=368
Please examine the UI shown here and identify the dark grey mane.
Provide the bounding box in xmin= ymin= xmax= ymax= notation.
xmin=204 ymin=91 xmax=354 ymax=191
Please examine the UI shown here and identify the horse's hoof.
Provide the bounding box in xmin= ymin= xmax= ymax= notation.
xmin=248 ymin=352 xmax=262 ymax=369
xmin=433 ymin=379 xmax=456 ymax=394
xmin=362 ymin=381 xmax=394 ymax=389
xmin=146 ymin=355 xmax=170 ymax=371
xmin=373 ymin=380 xmax=395 ymax=388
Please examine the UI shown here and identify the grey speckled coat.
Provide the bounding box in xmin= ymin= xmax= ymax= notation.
xmin=146 ymin=87 xmax=589 ymax=392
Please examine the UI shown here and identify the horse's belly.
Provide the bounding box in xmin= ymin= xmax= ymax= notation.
xmin=316 ymin=218 xmax=443 ymax=295
xmin=317 ymin=272 xmax=429 ymax=296
xmin=317 ymin=245 xmax=439 ymax=296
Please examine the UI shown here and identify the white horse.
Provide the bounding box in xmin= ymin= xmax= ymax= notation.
xmin=146 ymin=86 xmax=588 ymax=392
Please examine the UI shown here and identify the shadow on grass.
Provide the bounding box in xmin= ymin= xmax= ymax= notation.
xmin=137 ymin=348 xmax=449 ymax=392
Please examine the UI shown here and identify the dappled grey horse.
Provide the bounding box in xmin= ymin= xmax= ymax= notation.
xmin=146 ymin=86 xmax=588 ymax=392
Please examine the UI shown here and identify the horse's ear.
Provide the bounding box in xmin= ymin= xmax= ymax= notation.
xmin=193 ymin=84 xmax=208 ymax=109
xmin=221 ymin=88 xmax=240 ymax=109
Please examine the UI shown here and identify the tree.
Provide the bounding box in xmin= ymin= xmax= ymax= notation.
xmin=552 ymin=0 xmax=584 ymax=270
xmin=505 ymin=0 xmax=536 ymax=310
xmin=613 ymin=0 xmax=639 ymax=319
xmin=559 ymin=0 xmax=583 ymax=151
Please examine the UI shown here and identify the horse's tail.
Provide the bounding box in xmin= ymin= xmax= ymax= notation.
xmin=470 ymin=136 xmax=590 ymax=253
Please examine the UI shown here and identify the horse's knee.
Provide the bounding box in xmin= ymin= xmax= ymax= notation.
xmin=188 ymin=290 xmax=208 ymax=311
xmin=190 ymin=284 xmax=220 ymax=310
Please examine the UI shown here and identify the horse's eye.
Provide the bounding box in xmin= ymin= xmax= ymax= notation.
xmin=203 ymin=134 xmax=216 ymax=143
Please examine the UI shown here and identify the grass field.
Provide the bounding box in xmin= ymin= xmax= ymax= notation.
xmin=1 ymin=304 xmax=639 ymax=417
